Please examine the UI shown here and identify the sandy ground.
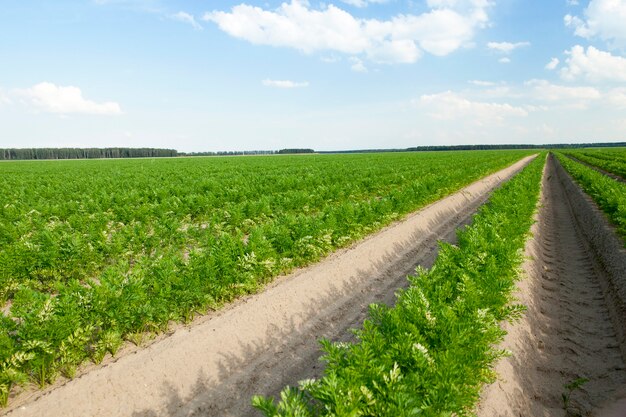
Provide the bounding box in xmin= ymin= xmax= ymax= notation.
xmin=2 ymin=156 xmax=535 ymax=417
xmin=477 ymin=155 xmax=626 ymax=417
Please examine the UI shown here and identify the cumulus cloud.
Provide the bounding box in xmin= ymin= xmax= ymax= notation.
xmin=545 ymin=57 xmax=560 ymax=70
xmin=525 ymin=79 xmax=601 ymax=108
xmin=417 ymin=91 xmax=528 ymax=124
xmin=350 ymin=57 xmax=368 ymax=72
xmin=15 ymin=82 xmax=122 ymax=115
xmin=340 ymin=0 xmax=390 ymax=7
xmin=560 ymin=45 xmax=626 ymax=82
xmin=203 ymin=0 xmax=491 ymax=64
xmin=262 ymin=79 xmax=309 ymax=88
xmin=171 ymin=11 xmax=202 ymax=30
xmin=465 ymin=78 xmax=624 ymax=110
xmin=498 ymin=57 xmax=511 ymax=64
xmin=565 ymin=0 xmax=626 ymax=46
xmin=469 ymin=80 xmax=497 ymax=86
xmin=487 ymin=41 xmax=530 ymax=53
xmin=607 ymin=87 xmax=626 ymax=107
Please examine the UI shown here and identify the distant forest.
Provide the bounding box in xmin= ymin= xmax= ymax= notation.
xmin=0 ymin=143 xmax=624 ymax=160
xmin=321 ymin=142 xmax=626 ymax=154
xmin=0 ymin=147 xmax=177 ymax=161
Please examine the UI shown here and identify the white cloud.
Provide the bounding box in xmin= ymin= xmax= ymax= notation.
xmin=0 ymin=88 xmax=10 ymax=105
xmin=481 ymin=86 xmax=516 ymax=99
xmin=498 ymin=57 xmax=511 ymax=64
xmin=560 ymin=45 xmax=626 ymax=82
xmin=545 ymin=57 xmax=560 ymax=70
xmin=487 ymin=41 xmax=530 ymax=53
xmin=465 ymin=77 xmax=624 ymax=111
xmin=340 ymin=0 xmax=390 ymax=7
xmin=15 ymin=82 xmax=122 ymax=115
xmin=262 ymin=79 xmax=309 ymax=88
xmin=607 ymin=87 xmax=626 ymax=107
xmin=350 ymin=57 xmax=368 ymax=72
xmin=567 ymin=0 xmax=579 ymax=5
xmin=417 ymin=91 xmax=528 ymax=124
xmin=525 ymin=79 xmax=601 ymax=108
xmin=426 ymin=0 xmax=493 ymax=10
xmin=565 ymin=0 xmax=626 ymax=46
xmin=203 ymin=0 xmax=491 ymax=64
xmin=469 ymin=80 xmax=497 ymax=86
xmin=171 ymin=11 xmax=202 ymax=30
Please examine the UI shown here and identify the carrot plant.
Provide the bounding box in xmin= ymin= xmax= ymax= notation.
xmin=0 ymin=151 xmax=534 ymax=406
xmin=253 ymin=155 xmax=545 ymax=417
xmin=555 ymin=152 xmax=626 ymax=244
xmin=562 ymin=148 xmax=626 ymax=179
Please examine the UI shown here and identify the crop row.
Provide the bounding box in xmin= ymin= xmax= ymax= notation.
xmin=561 ymin=148 xmax=626 ymax=180
xmin=555 ymin=153 xmax=626 ymax=245
xmin=0 ymin=151 xmax=532 ymax=406
xmin=253 ymin=155 xmax=545 ymax=416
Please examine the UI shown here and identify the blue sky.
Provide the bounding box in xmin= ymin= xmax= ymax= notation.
xmin=1 ymin=0 xmax=626 ymax=152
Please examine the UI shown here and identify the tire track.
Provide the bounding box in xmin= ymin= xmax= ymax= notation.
xmin=478 ymin=155 xmax=626 ymax=417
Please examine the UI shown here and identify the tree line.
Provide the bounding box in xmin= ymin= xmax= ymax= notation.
xmin=321 ymin=142 xmax=626 ymax=154
xmin=2 ymin=144 xmax=624 ymax=161
xmin=0 ymin=148 xmax=178 ymax=160
xmin=0 ymin=148 xmax=316 ymax=160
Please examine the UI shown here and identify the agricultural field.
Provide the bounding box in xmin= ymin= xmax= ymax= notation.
xmin=0 ymin=150 xmax=532 ymax=406
xmin=6 ymin=1 xmax=626 ymax=414
xmin=2 ymin=150 xmax=626 ymax=417
xmin=555 ymin=151 xmax=626 ymax=244
xmin=255 ymin=152 xmax=626 ymax=417
xmin=254 ymin=154 xmax=546 ymax=416
xmin=560 ymin=147 xmax=626 ymax=180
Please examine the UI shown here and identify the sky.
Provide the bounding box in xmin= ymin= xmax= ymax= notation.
xmin=1 ymin=0 xmax=626 ymax=152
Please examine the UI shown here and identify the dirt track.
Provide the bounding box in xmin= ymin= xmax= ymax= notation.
xmin=478 ymin=155 xmax=626 ymax=417
xmin=3 ymin=157 xmax=535 ymax=417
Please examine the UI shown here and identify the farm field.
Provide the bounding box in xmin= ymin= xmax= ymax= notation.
xmin=479 ymin=154 xmax=626 ymax=416
xmin=555 ymin=151 xmax=626 ymax=244
xmin=5 ymin=1 xmax=626 ymax=416
xmin=2 ymin=150 xmax=626 ymax=417
xmin=254 ymin=153 xmax=546 ymax=416
xmin=0 ymin=150 xmax=532 ymax=407
xmin=561 ymin=147 xmax=626 ymax=181
xmin=1 ymin=152 xmax=537 ymax=416
xmin=255 ymin=152 xmax=626 ymax=417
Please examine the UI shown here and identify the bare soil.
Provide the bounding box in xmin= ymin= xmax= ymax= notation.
xmin=3 ymin=157 xmax=535 ymax=417
xmin=478 ymin=155 xmax=626 ymax=417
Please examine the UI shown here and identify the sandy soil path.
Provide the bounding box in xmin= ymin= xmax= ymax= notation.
xmin=478 ymin=155 xmax=626 ymax=417
xmin=3 ymin=156 xmax=535 ymax=417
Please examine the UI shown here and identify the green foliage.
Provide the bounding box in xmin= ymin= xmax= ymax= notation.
xmin=562 ymin=377 xmax=589 ymax=416
xmin=253 ymin=155 xmax=545 ymax=417
xmin=555 ymin=152 xmax=626 ymax=244
xmin=562 ymin=147 xmax=626 ymax=179
xmin=0 ymin=150 xmax=534 ymax=406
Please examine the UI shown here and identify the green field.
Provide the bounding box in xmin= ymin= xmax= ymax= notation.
xmin=561 ymin=147 xmax=626 ymax=179
xmin=254 ymin=155 xmax=545 ymax=417
xmin=555 ymin=152 xmax=626 ymax=245
xmin=0 ymin=150 xmax=532 ymax=405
